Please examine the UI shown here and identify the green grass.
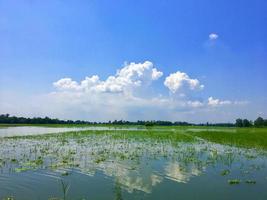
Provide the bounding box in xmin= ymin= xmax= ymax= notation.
xmin=2 ymin=124 xmax=267 ymax=150
xmin=189 ymin=127 xmax=267 ymax=150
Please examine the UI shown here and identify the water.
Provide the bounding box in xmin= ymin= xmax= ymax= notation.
xmin=0 ymin=128 xmax=267 ymax=199
xmin=0 ymin=126 xmax=141 ymax=137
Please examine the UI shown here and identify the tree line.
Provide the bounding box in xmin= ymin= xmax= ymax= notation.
xmin=0 ymin=113 xmax=267 ymax=127
xmin=0 ymin=114 xmax=191 ymax=126
xmin=235 ymin=117 xmax=267 ymax=127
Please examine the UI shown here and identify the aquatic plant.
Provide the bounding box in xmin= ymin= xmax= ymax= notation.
xmin=228 ymin=179 xmax=241 ymax=185
xmin=220 ymin=169 xmax=230 ymax=176
xmin=245 ymin=180 xmax=256 ymax=184
xmin=0 ymin=126 xmax=267 ymax=198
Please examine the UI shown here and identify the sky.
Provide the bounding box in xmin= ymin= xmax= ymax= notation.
xmin=0 ymin=0 xmax=267 ymax=123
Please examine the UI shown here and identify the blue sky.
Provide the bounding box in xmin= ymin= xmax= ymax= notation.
xmin=0 ymin=0 xmax=266 ymax=122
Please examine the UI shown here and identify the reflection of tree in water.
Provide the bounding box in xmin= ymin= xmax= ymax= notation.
xmin=114 ymin=179 xmax=123 ymax=200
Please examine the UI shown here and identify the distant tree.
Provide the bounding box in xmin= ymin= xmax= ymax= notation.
xmin=264 ymin=119 xmax=267 ymax=127
xmin=0 ymin=113 xmax=260 ymax=127
xmin=145 ymin=122 xmax=154 ymax=127
xmin=235 ymin=118 xmax=243 ymax=127
xmin=242 ymin=119 xmax=252 ymax=127
xmin=254 ymin=117 xmax=265 ymax=127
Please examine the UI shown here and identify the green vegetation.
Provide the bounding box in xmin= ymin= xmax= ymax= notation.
xmin=2 ymin=113 xmax=267 ymax=127
xmin=235 ymin=117 xmax=267 ymax=127
xmin=228 ymin=179 xmax=241 ymax=185
xmin=221 ymin=169 xmax=230 ymax=176
xmin=1 ymin=125 xmax=267 ymax=199
xmin=2 ymin=124 xmax=267 ymax=150
xmin=189 ymin=127 xmax=267 ymax=150
xmin=0 ymin=114 xmax=192 ymax=126
xmin=254 ymin=117 xmax=267 ymax=127
xmin=245 ymin=180 xmax=256 ymax=184
xmin=235 ymin=119 xmax=253 ymax=127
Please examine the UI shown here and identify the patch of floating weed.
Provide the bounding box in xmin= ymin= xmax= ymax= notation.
xmin=221 ymin=169 xmax=230 ymax=176
xmin=14 ymin=167 xmax=30 ymax=173
xmin=245 ymin=180 xmax=256 ymax=184
xmin=228 ymin=179 xmax=241 ymax=185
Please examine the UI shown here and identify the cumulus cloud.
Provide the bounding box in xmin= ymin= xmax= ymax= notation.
xmin=49 ymin=62 xmax=212 ymax=120
xmin=53 ymin=78 xmax=80 ymax=90
xmin=49 ymin=62 xmax=247 ymax=121
xmin=208 ymin=97 xmax=231 ymax=106
xmin=1 ymin=60 xmax=249 ymax=122
xmin=152 ymin=68 xmax=163 ymax=80
xmin=164 ymin=71 xmax=204 ymax=93
xmin=209 ymin=33 xmax=219 ymax=40
xmin=53 ymin=61 xmax=163 ymax=94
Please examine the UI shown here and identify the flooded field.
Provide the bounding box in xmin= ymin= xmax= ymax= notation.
xmin=0 ymin=126 xmax=142 ymax=137
xmin=0 ymin=127 xmax=267 ymax=199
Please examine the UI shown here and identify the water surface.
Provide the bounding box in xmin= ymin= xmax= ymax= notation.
xmin=0 ymin=128 xmax=266 ymax=200
xmin=0 ymin=126 xmax=141 ymax=137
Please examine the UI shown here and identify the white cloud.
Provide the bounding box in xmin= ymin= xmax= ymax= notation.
xmin=53 ymin=61 xmax=163 ymax=94
xmin=152 ymin=68 xmax=163 ymax=80
xmin=0 ymin=60 xmax=250 ymax=123
xmin=208 ymin=97 xmax=231 ymax=106
xmin=233 ymin=100 xmax=249 ymax=105
xmin=209 ymin=33 xmax=218 ymax=40
xmin=46 ymin=62 xmax=248 ymax=121
xmin=49 ymin=64 xmax=208 ymax=121
xmin=164 ymin=71 xmax=204 ymax=93
xmin=187 ymin=100 xmax=204 ymax=108
xmin=53 ymin=78 xmax=80 ymax=90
